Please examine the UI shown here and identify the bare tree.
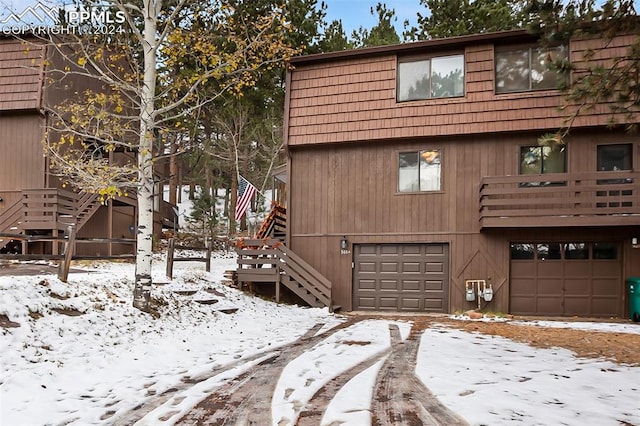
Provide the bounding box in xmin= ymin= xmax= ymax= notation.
xmin=41 ymin=0 xmax=296 ymax=311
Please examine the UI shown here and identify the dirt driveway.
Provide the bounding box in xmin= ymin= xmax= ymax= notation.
xmin=112 ymin=315 xmax=639 ymax=426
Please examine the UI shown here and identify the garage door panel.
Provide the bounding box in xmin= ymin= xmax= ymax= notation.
xmin=381 ymin=245 xmax=399 ymax=256
xmin=356 ymin=279 xmax=376 ymax=290
xmin=593 ymin=261 xmax=620 ymax=277
xmin=511 ymin=296 xmax=535 ymax=315
xmin=379 ymin=297 xmax=398 ymax=309
xmin=358 ymin=262 xmax=377 ymax=273
xmin=380 ymin=262 xmax=398 ymax=273
xmin=564 ymin=296 xmax=590 ymax=315
xmin=402 ymin=280 xmax=421 ymax=291
xmin=400 ymin=298 xmax=420 ymax=310
xmin=402 ymin=262 xmax=421 ymax=273
xmin=355 ymin=297 xmax=376 ymax=309
xmin=511 ymin=261 xmax=536 ymax=276
xmin=358 ymin=245 xmax=377 ymax=256
xmin=402 ymin=245 xmax=422 ymax=256
xmin=563 ymin=278 xmax=589 ymax=295
xmin=380 ymin=279 xmax=399 ymax=291
xmin=592 ymin=279 xmax=619 ymax=296
xmin=537 ymin=279 xmax=563 ymax=295
xmin=426 ymin=245 xmax=444 ymax=255
xmin=537 ymin=296 xmax=563 ymax=315
xmin=354 ymin=244 xmax=449 ymax=312
xmin=510 ymin=278 xmax=536 ymax=296
xmin=592 ymin=297 xmax=618 ymax=316
xmin=425 ymin=280 xmax=444 ymax=291
xmin=564 ymin=262 xmax=591 ymax=276
xmin=538 ymin=262 xmax=563 ymax=276
xmin=424 ymin=298 xmax=445 ymax=310
xmin=426 ymin=262 xmax=444 ymax=273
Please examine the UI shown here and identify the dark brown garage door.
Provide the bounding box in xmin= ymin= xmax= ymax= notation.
xmin=510 ymin=242 xmax=622 ymax=317
xmin=353 ymin=243 xmax=449 ymax=312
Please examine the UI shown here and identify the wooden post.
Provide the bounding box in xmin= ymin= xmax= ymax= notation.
xmin=205 ymin=238 xmax=212 ymax=272
xmin=166 ymin=237 xmax=175 ymax=280
xmin=275 ymin=265 xmax=281 ymax=303
xmin=58 ymin=225 xmax=76 ymax=283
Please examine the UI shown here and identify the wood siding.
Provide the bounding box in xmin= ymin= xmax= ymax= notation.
xmin=287 ymin=34 xmax=637 ymax=146
xmin=0 ymin=38 xmax=45 ymax=110
xmin=288 ymin=131 xmax=640 ymax=312
xmin=0 ymin=114 xmax=46 ymax=193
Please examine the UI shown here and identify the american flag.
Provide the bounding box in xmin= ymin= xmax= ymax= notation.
xmin=235 ymin=175 xmax=257 ymax=222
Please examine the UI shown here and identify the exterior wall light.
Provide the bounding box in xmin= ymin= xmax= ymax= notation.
xmin=340 ymin=236 xmax=348 ymax=250
xmin=633 ymin=237 xmax=639 ymax=249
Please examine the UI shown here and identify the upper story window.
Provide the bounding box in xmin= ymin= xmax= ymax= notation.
xmin=397 ymin=54 xmax=464 ymax=102
xmin=398 ymin=149 xmax=441 ymax=192
xmin=495 ymin=45 xmax=568 ymax=94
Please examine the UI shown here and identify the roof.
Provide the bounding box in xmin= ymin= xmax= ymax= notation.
xmin=0 ymin=36 xmax=46 ymax=111
xmin=289 ymin=29 xmax=535 ymax=66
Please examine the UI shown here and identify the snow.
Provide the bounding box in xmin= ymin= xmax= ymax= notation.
xmin=1 ymin=255 xmax=640 ymax=425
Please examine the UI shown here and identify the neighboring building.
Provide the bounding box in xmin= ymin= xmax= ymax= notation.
xmin=281 ymin=29 xmax=640 ymax=317
xmin=0 ymin=35 xmax=176 ymax=255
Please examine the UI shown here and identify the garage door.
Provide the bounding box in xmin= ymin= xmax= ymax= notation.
xmin=353 ymin=243 xmax=449 ymax=312
xmin=510 ymin=242 xmax=622 ymax=317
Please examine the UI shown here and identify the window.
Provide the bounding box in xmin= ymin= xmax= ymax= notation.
xmin=596 ymin=144 xmax=633 ymax=207
xmin=564 ymin=243 xmax=588 ymax=259
xmin=537 ymin=243 xmax=561 ymax=260
xmin=397 ymin=54 xmax=464 ymax=101
xmin=520 ymin=145 xmax=566 ymax=175
xmin=398 ymin=149 xmax=441 ymax=192
xmin=593 ymin=243 xmax=618 ymax=260
xmin=495 ymin=45 xmax=568 ymax=93
xmin=510 ymin=243 xmax=535 ymax=260
xmin=597 ymin=144 xmax=632 ymax=171
xmin=510 ymin=242 xmax=618 ymax=260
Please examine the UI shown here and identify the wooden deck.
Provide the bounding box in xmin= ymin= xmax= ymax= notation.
xmin=480 ymin=171 xmax=640 ymax=228
xmin=235 ymin=239 xmax=334 ymax=310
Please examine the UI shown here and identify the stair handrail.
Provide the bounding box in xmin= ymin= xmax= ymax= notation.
xmin=0 ymin=197 xmax=22 ymax=232
xmin=274 ymin=245 xmax=332 ymax=306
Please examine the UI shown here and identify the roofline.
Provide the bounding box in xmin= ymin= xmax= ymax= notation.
xmin=289 ymin=29 xmax=535 ymax=65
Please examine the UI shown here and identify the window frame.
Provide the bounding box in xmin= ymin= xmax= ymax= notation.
xmin=396 ymin=52 xmax=465 ymax=102
xmin=494 ymin=43 xmax=568 ymax=94
xmin=396 ymin=148 xmax=444 ymax=194
xmin=597 ymin=143 xmax=633 ymax=172
xmin=518 ymin=144 xmax=567 ymax=175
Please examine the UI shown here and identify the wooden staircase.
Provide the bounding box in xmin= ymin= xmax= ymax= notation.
xmin=234 ymin=239 xmax=334 ymax=310
xmin=0 ymin=189 xmax=102 ymax=252
xmin=0 ymin=198 xmax=23 ymax=250
xmin=255 ymin=204 xmax=286 ymax=240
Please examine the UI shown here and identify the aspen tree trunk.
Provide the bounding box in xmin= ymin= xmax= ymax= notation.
xmin=133 ymin=0 xmax=160 ymax=312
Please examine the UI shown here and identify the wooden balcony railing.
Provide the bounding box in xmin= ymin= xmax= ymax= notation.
xmin=479 ymin=171 xmax=640 ymax=228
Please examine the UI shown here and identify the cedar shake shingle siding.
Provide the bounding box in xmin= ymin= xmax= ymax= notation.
xmin=0 ymin=38 xmax=45 ymax=111
xmin=286 ymin=31 xmax=637 ymax=146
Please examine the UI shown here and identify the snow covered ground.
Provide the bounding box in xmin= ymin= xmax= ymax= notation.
xmin=1 ymin=254 xmax=639 ymax=425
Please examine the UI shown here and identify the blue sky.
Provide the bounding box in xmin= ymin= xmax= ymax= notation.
xmin=323 ymin=0 xmax=424 ymax=35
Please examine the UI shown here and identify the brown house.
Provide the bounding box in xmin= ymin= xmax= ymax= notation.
xmin=0 ymin=35 xmax=177 ymax=255
xmin=277 ymin=29 xmax=640 ymax=318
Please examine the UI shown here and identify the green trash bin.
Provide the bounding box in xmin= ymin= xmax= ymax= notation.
xmin=628 ymin=277 xmax=640 ymax=322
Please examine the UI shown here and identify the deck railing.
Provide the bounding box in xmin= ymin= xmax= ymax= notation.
xmin=479 ymin=171 xmax=640 ymax=228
